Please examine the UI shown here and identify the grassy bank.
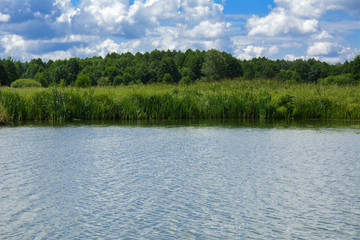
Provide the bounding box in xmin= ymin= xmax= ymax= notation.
xmin=0 ymin=101 xmax=9 ymax=124
xmin=0 ymin=79 xmax=359 ymax=122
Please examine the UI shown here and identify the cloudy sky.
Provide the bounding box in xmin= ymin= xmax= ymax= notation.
xmin=0 ymin=0 xmax=359 ymax=62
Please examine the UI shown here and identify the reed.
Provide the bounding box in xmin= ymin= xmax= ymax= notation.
xmin=0 ymin=101 xmax=9 ymax=124
xmin=0 ymin=79 xmax=359 ymax=122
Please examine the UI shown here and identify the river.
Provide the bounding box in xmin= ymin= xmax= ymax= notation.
xmin=1 ymin=120 xmax=359 ymax=239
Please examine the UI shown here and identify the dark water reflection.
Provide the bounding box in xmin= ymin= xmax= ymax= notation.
xmin=0 ymin=120 xmax=359 ymax=239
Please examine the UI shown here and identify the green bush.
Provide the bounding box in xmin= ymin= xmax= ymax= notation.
xmin=75 ymin=74 xmax=91 ymax=88
xmin=319 ymin=74 xmax=355 ymax=85
xmin=97 ymin=77 xmax=111 ymax=86
xmin=10 ymin=79 xmax=42 ymax=88
xmin=162 ymin=73 xmax=173 ymax=83
xmin=276 ymin=70 xmax=301 ymax=82
xmin=179 ymin=76 xmax=192 ymax=85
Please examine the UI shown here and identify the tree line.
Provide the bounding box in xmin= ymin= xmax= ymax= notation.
xmin=0 ymin=49 xmax=359 ymax=87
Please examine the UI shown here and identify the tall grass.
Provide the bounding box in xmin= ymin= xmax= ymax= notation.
xmin=0 ymin=79 xmax=359 ymax=122
xmin=0 ymin=101 xmax=9 ymax=124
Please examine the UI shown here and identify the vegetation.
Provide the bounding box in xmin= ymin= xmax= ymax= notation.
xmin=10 ymin=79 xmax=42 ymax=88
xmin=0 ymin=101 xmax=8 ymax=124
xmin=0 ymin=79 xmax=359 ymax=122
xmin=0 ymin=50 xmax=359 ymax=88
xmin=0 ymin=49 xmax=359 ymax=123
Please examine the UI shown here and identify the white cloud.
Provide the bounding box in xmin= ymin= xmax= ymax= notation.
xmin=38 ymin=50 xmax=73 ymax=60
xmin=314 ymin=30 xmax=333 ymax=40
xmin=0 ymin=12 xmax=11 ymax=22
xmin=187 ymin=20 xmax=230 ymax=39
xmin=0 ymin=0 xmax=358 ymax=63
xmin=234 ymin=45 xmax=265 ymax=60
xmin=1 ymin=34 xmax=27 ymax=54
xmin=307 ymin=42 xmax=334 ymax=55
xmin=244 ymin=0 xmax=359 ymax=62
xmin=247 ymin=8 xmax=319 ymax=36
xmin=274 ymin=0 xmax=360 ymax=18
xmin=247 ymin=0 xmax=358 ymax=38
xmin=268 ymin=45 xmax=280 ymax=55
xmin=274 ymin=0 xmax=324 ymax=18
xmin=283 ymin=54 xmax=306 ymax=61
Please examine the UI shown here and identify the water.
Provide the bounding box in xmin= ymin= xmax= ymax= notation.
xmin=1 ymin=121 xmax=360 ymax=239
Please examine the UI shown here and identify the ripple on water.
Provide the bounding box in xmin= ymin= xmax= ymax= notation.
xmin=0 ymin=126 xmax=359 ymax=239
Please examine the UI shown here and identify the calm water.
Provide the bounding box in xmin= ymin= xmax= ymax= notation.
xmin=0 ymin=121 xmax=359 ymax=239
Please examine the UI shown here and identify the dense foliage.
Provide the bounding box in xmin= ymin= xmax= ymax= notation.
xmin=1 ymin=49 xmax=359 ymax=87
xmin=1 ymin=80 xmax=359 ymax=122
xmin=10 ymin=79 xmax=42 ymax=88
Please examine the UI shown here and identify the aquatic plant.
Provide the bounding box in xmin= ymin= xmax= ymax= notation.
xmin=0 ymin=79 xmax=359 ymax=122
xmin=0 ymin=101 xmax=9 ymax=124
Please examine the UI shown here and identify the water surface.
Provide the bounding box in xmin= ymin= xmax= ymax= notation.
xmin=1 ymin=121 xmax=359 ymax=239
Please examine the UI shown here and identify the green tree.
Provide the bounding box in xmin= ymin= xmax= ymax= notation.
xmin=352 ymin=55 xmax=360 ymax=81
xmin=183 ymin=49 xmax=204 ymax=80
xmin=75 ymin=74 xmax=91 ymax=88
xmin=264 ymin=62 xmax=279 ymax=78
xmin=4 ymin=58 xmax=19 ymax=84
xmin=308 ymin=63 xmax=322 ymax=83
xmin=0 ymin=62 xmax=9 ymax=86
xmin=157 ymin=57 xmax=180 ymax=82
xmin=66 ymin=58 xmax=80 ymax=85
xmin=104 ymin=66 xmax=121 ymax=82
xmin=243 ymin=62 xmax=255 ymax=80
xmin=201 ymin=49 xmax=227 ymax=81
xmin=23 ymin=58 xmax=44 ymax=79
xmin=179 ymin=67 xmax=195 ymax=81
xmin=122 ymin=72 xmax=134 ymax=85
xmin=225 ymin=56 xmax=243 ymax=78
xmin=293 ymin=59 xmax=310 ymax=82
xmin=276 ymin=70 xmax=301 ymax=82
xmin=34 ymin=72 xmax=48 ymax=87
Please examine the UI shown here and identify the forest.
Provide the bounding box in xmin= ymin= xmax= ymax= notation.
xmin=1 ymin=49 xmax=360 ymax=123
xmin=1 ymin=49 xmax=360 ymax=88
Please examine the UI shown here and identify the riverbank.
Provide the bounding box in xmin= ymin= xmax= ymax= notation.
xmin=0 ymin=79 xmax=359 ymax=122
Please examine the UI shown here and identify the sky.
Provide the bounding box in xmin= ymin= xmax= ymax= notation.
xmin=0 ymin=0 xmax=359 ymax=63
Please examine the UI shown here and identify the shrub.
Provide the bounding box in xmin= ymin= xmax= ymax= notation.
xmin=276 ymin=70 xmax=301 ymax=82
xmin=75 ymin=74 xmax=91 ymax=88
xmin=162 ymin=73 xmax=173 ymax=83
xmin=319 ymin=74 xmax=355 ymax=85
xmin=10 ymin=79 xmax=42 ymax=88
xmin=34 ymin=72 xmax=48 ymax=87
xmin=179 ymin=76 xmax=192 ymax=85
xmin=97 ymin=77 xmax=111 ymax=87
xmin=0 ymin=102 xmax=9 ymax=124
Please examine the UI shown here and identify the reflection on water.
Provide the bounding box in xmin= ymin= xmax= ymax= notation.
xmin=0 ymin=121 xmax=359 ymax=239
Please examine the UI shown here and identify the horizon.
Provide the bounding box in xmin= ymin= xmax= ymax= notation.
xmin=0 ymin=0 xmax=359 ymax=63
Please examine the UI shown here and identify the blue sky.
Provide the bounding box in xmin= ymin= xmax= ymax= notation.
xmin=0 ymin=0 xmax=359 ymax=63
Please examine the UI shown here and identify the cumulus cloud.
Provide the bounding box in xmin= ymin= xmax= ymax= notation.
xmin=245 ymin=0 xmax=360 ymax=62
xmin=0 ymin=0 xmax=232 ymax=60
xmin=247 ymin=0 xmax=359 ymax=38
xmin=187 ymin=20 xmax=230 ymax=39
xmin=314 ymin=30 xmax=333 ymax=40
xmin=1 ymin=34 xmax=27 ymax=54
xmin=0 ymin=0 xmax=358 ymax=62
xmin=55 ymin=0 xmax=80 ymax=24
xmin=0 ymin=12 xmax=11 ymax=22
xmin=274 ymin=0 xmax=360 ymax=18
xmin=307 ymin=42 xmax=335 ymax=56
xmin=234 ymin=45 xmax=282 ymax=60
xmin=247 ymin=7 xmax=319 ymax=36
